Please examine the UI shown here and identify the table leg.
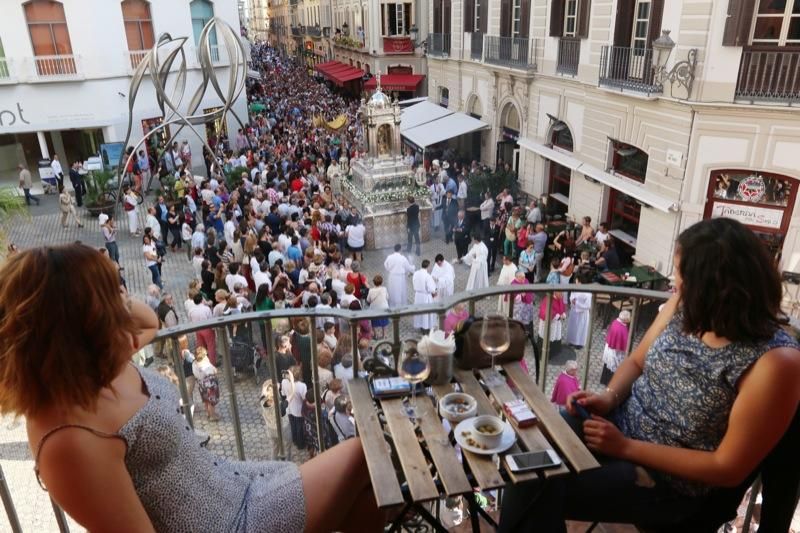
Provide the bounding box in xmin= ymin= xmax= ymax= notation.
xmin=388 ymin=503 xmax=410 ymax=533
xmin=412 ymin=502 xmax=451 ymax=533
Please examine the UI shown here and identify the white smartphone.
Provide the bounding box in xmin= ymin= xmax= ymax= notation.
xmin=505 ymin=449 xmax=562 ymax=472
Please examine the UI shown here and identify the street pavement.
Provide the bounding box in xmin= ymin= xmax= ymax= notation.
xmin=0 ymin=191 xmax=652 ymax=532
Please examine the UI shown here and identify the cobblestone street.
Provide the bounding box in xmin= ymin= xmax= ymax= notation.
xmin=0 ymin=193 xmax=652 ymax=532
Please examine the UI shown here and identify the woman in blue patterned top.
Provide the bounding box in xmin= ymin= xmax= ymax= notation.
xmin=500 ymin=218 xmax=800 ymax=532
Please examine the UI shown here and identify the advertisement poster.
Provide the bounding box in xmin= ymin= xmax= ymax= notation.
xmin=100 ymin=142 xmax=126 ymax=171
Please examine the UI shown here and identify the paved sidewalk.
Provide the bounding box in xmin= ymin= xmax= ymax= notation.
xmin=0 ymin=194 xmax=649 ymax=532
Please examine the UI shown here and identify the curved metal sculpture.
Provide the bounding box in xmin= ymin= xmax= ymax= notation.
xmin=115 ymin=17 xmax=250 ymax=203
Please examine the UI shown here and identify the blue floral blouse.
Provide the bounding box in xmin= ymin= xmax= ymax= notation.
xmin=614 ymin=312 xmax=798 ymax=496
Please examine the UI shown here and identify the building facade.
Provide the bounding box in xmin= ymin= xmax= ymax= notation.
xmin=270 ymin=0 xmax=429 ymax=95
xmin=0 ymin=0 xmax=248 ymax=182
xmin=426 ymin=0 xmax=800 ymax=275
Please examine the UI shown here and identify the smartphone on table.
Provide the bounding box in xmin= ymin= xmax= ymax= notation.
xmin=505 ymin=449 xmax=562 ymax=472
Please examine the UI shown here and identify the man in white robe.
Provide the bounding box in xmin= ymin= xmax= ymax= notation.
xmin=412 ymin=260 xmax=438 ymax=331
xmin=384 ymin=244 xmax=415 ymax=308
xmin=463 ymin=234 xmax=489 ymax=291
xmin=431 ymin=254 xmax=455 ymax=304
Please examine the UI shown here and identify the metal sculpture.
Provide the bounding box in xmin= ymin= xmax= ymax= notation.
xmin=115 ymin=17 xmax=249 ymax=202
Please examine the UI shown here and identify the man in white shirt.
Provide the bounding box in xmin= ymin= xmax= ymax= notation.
xmin=224 ymin=217 xmax=237 ymax=245
xmin=595 ymin=222 xmax=610 ymax=246
xmin=526 ymin=199 xmax=542 ymax=225
xmin=384 ymin=244 xmax=415 ymax=308
xmin=412 ymin=260 xmax=438 ymax=332
xmin=431 ymin=253 xmax=455 ymax=303
xmin=50 ymin=154 xmax=64 ymax=189
xmin=253 ymin=261 xmax=272 ymax=291
xmin=191 ymin=224 xmax=206 ymax=252
xmin=456 ymin=174 xmax=468 ymax=209
xmin=225 ymin=263 xmax=248 ymax=293
xmin=145 ymin=206 xmax=162 ymax=241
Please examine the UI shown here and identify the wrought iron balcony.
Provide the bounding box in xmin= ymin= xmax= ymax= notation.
xmin=556 ymin=37 xmax=580 ymax=76
xmin=427 ymin=33 xmax=451 ymax=57
xmin=306 ymin=26 xmax=322 ymax=38
xmin=736 ymin=49 xmax=800 ymax=103
xmin=291 ymin=26 xmax=301 ymax=36
xmin=598 ymin=45 xmax=661 ymax=95
xmin=484 ymin=35 xmax=537 ymax=70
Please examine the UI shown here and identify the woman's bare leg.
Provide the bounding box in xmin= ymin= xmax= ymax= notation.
xmin=299 ymin=438 xmax=385 ymax=533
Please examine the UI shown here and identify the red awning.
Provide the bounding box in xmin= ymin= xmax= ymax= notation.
xmin=317 ymin=61 xmax=364 ymax=86
xmin=364 ymin=74 xmax=425 ymax=92
xmin=330 ymin=67 xmax=364 ymax=86
xmin=314 ymin=60 xmax=339 ymax=73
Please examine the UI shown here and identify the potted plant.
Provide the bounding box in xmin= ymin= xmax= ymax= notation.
xmin=84 ymin=169 xmax=117 ymax=217
xmin=0 ymin=186 xmax=28 ymax=261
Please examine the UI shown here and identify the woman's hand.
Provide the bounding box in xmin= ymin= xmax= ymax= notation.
xmin=583 ymin=415 xmax=630 ymax=457
xmin=566 ymin=390 xmax=614 ymax=417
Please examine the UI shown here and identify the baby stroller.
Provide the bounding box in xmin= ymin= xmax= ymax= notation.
xmin=229 ymin=338 xmax=260 ymax=382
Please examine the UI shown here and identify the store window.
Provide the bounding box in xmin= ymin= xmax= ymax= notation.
xmin=548 ymin=162 xmax=570 ymax=216
xmin=467 ymin=94 xmax=482 ymax=119
xmin=439 ymin=87 xmax=449 ymax=107
xmin=607 ymin=189 xmax=641 ymax=259
xmin=190 ymin=0 xmax=219 ymax=58
xmin=550 ymin=121 xmax=573 ymax=151
xmin=121 ymin=0 xmax=154 ymax=51
xmin=610 ymin=140 xmax=648 ymax=183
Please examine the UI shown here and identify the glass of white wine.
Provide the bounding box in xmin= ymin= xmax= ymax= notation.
xmin=480 ymin=314 xmax=510 ymax=386
xmin=398 ymin=344 xmax=430 ymax=419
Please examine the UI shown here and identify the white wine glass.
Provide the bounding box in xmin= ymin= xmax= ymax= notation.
xmin=480 ymin=314 xmax=510 ymax=386
xmin=398 ymin=343 xmax=430 ymax=419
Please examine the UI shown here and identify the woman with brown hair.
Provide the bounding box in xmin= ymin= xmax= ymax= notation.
xmin=0 ymin=244 xmax=384 ymax=532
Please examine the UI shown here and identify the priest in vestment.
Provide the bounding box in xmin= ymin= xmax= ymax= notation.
xmin=412 ymin=259 xmax=438 ymax=331
xmin=463 ymin=234 xmax=489 ymax=291
xmin=431 ymin=253 xmax=455 ymax=304
xmin=384 ymin=244 xmax=414 ymax=308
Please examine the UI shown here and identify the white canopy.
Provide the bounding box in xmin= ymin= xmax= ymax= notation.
xmin=400 ymin=101 xmax=453 ymax=131
xmin=402 ymin=112 xmax=490 ymax=149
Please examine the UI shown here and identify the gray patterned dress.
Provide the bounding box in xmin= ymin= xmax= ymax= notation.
xmin=613 ymin=312 xmax=798 ymax=496
xmin=35 ymin=367 xmax=306 ymax=532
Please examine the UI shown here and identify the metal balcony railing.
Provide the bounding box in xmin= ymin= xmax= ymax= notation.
xmin=291 ymin=26 xmax=301 ymax=36
xmin=736 ymin=49 xmax=800 ymax=103
xmin=128 ymin=50 xmax=148 ymax=69
xmin=307 ymin=26 xmax=322 ymax=37
xmin=209 ymin=44 xmax=222 ymax=63
xmin=470 ymin=31 xmax=484 ymax=61
xmin=428 ymin=33 xmax=451 ymax=57
xmin=484 ymin=35 xmax=537 ymax=70
xmin=557 ymin=37 xmax=580 ymax=76
xmin=598 ymin=45 xmax=661 ymax=95
xmin=32 ymin=54 xmax=78 ymax=78
xmin=0 ymin=284 xmax=674 ymax=533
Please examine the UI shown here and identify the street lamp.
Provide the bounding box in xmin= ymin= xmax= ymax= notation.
xmin=409 ymin=24 xmax=419 ymax=43
xmin=650 ymin=29 xmax=698 ymax=99
xmin=342 ymin=21 xmax=349 ymax=36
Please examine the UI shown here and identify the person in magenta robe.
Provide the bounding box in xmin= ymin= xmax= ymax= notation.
xmin=551 ymin=360 xmax=581 ymax=406
xmin=601 ymin=310 xmax=631 ymax=385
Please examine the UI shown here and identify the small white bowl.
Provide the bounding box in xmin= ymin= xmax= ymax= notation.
xmin=439 ymin=393 xmax=478 ymax=423
xmin=470 ymin=415 xmax=504 ymax=449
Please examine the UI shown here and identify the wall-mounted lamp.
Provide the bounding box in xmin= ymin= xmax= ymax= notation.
xmin=651 ymin=30 xmax=698 ymax=99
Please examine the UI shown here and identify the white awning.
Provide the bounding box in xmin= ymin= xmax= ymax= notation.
xmin=399 ymin=96 xmax=429 ymax=107
xmin=518 ymin=137 xmax=680 ymax=213
xmin=400 ymin=101 xmax=453 ymax=131
xmin=402 ymin=112 xmax=490 ymax=149
xmin=518 ymin=137 xmax=583 ymax=170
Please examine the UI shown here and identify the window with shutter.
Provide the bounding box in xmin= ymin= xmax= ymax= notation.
xmin=750 ymin=0 xmax=800 ymax=46
xmin=613 ymin=0 xmax=635 ymax=46
xmin=479 ymin=0 xmax=488 ymax=32
xmin=24 ymin=0 xmax=74 ymax=56
xmin=550 ymin=0 xmax=565 ymax=37
xmin=519 ymin=0 xmax=530 ymax=37
xmin=564 ymin=0 xmax=578 ymax=36
xmin=723 ymin=0 xmax=756 ymax=46
xmin=577 ymin=0 xmax=591 ymax=38
xmin=464 ymin=0 xmax=475 ymax=31
xmin=501 ymin=0 xmax=512 ymax=36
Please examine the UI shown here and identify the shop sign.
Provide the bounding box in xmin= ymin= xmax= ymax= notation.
xmin=710 ymin=202 xmax=783 ymax=229
xmin=0 ymin=103 xmax=30 ymax=128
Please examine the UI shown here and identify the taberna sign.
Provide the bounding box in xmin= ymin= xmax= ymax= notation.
xmin=710 ymin=202 xmax=783 ymax=230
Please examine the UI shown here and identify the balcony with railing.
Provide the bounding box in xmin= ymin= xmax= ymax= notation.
xmin=598 ymin=45 xmax=660 ymax=95
xmin=735 ymin=49 xmax=800 ymax=103
xmin=427 ymin=33 xmax=451 ymax=57
xmin=306 ymin=26 xmax=322 ymax=38
xmin=128 ymin=50 xmax=148 ymax=70
xmin=484 ymin=35 xmax=537 ymax=70
xmin=291 ymin=25 xmax=301 ymax=36
xmin=556 ymin=37 xmax=580 ymax=76
xmin=32 ymin=54 xmax=79 ymax=79
xmin=0 ymin=280 xmax=792 ymax=532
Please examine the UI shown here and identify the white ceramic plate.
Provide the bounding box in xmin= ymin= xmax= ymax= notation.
xmin=453 ymin=418 xmax=516 ymax=455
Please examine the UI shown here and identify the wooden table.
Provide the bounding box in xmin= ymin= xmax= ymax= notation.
xmin=601 ymin=265 xmax=669 ymax=290
xmin=350 ymin=364 xmax=600 ymax=531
